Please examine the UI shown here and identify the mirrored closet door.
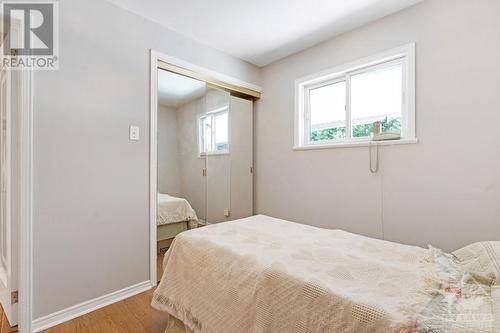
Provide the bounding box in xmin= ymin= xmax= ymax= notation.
xmin=203 ymin=87 xmax=231 ymax=224
xmin=156 ymin=68 xmax=253 ymax=247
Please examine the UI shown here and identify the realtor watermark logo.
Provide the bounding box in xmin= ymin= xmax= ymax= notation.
xmin=1 ymin=1 xmax=59 ymax=70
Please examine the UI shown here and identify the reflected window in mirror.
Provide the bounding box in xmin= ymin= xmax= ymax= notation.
xmin=199 ymin=107 xmax=229 ymax=155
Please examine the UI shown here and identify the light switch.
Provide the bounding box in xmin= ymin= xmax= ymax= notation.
xmin=129 ymin=125 xmax=140 ymax=141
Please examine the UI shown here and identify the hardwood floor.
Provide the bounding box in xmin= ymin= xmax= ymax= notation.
xmin=2 ymin=245 xmax=169 ymax=333
xmin=43 ymin=289 xmax=169 ymax=333
xmin=44 ymin=250 xmax=168 ymax=332
xmin=0 ymin=304 xmax=18 ymax=333
xmin=157 ymin=252 xmax=165 ymax=283
xmin=2 ymin=288 xmax=169 ymax=333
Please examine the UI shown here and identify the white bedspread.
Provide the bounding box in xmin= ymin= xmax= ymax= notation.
xmin=152 ymin=215 xmax=498 ymax=333
xmin=157 ymin=193 xmax=197 ymax=226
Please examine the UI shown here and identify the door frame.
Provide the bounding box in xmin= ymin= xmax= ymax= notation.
xmin=0 ymin=45 xmax=13 ymax=324
xmin=148 ymin=50 xmax=261 ymax=286
xmin=18 ymin=64 xmax=34 ymax=333
xmin=0 ymin=14 xmax=34 ymax=333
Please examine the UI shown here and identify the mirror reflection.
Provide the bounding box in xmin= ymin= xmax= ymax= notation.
xmin=157 ymin=69 xmax=253 ymax=252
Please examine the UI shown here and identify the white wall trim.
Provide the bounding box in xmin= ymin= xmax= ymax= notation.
xmin=149 ymin=50 xmax=159 ymax=288
xmin=31 ymin=281 xmax=151 ymax=332
xmin=292 ymin=138 xmax=418 ymax=151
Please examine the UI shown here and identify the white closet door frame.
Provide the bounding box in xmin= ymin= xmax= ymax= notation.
xmin=1 ymin=15 xmax=35 ymax=333
xmin=149 ymin=50 xmax=262 ymax=287
xmin=0 ymin=54 xmax=14 ymax=325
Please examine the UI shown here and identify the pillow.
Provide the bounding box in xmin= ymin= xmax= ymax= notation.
xmin=417 ymin=245 xmax=498 ymax=332
xmin=453 ymin=241 xmax=500 ymax=284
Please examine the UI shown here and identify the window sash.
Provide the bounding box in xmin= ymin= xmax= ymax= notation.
xmin=198 ymin=110 xmax=230 ymax=155
xmin=303 ymin=57 xmax=406 ymax=146
xmin=304 ymin=77 xmax=347 ymax=145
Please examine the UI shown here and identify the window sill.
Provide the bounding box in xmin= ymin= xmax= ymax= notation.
xmin=198 ymin=152 xmax=230 ymax=158
xmin=293 ymin=138 xmax=418 ymax=151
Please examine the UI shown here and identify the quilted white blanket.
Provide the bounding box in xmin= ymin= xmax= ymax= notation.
xmin=152 ymin=215 xmax=498 ymax=333
xmin=157 ymin=193 xmax=197 ymax=226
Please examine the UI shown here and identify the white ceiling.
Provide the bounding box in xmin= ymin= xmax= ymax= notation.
xmin=108 ymin=0 xmax=422 ymax=67
xmin=158 ymin=70 xmax=206 ymax=108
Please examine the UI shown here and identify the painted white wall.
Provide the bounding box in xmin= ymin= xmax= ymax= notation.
xmin=32 ymin=0 xmax=260 ymax=319
xmin=255 ymin=0 xmax=500 ymax=252
xmin=158 ymin=105 xmax=180 ymax=196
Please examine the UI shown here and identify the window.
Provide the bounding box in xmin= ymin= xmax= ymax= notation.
xmin=309 ymin=80 xmax=346 ymax=141
xmin=295 ymin=44 xmax=415 ymax=149
xmin=199 ymin=108 xmax=229 ymax=155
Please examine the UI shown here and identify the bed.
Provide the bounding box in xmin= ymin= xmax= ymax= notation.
xmin=157 ymin=193 xmax=198 ymax=242
xmin=152 ymin=215 xmax=500 ymax=333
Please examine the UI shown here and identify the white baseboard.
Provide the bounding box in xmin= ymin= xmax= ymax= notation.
xmin=31 ymin=280 xmax=151 ymax=332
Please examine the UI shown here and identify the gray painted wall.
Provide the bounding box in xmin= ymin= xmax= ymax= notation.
xmin=158 ymin=105 xmax=180 ymax=196
xmin=32 ymin=0 xmax=259 ymax=319
xmin=254 ymin=0 xmax=500 ymax=252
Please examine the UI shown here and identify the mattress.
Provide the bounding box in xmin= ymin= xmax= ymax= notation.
xmin=152 ymin=215 xmax=499 ymax=333
xmin=157 ymin=193 xmax=197 ymax=226
xmin=157 ymin=222 xmax=188 ymax=242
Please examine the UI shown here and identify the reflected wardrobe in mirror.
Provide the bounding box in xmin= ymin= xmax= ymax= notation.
xmin=156 ymin=69 xmax=253 ymax=256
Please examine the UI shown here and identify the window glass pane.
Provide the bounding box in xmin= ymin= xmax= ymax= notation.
xmin=203 ymin=116 xmax=212 ymax=153
xmin=309 ymin=81 xmax=346 ymax=141
xmin=351 ymin=63 xmax=402 ymax=138
xmin=215 ymin=112 xmax=228 ymax=151
xmin=199 ymin=117 xmax=206 ymax=153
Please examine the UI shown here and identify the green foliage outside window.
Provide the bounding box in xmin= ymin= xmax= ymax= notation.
xmin=310 ymin=127 xmax=346 ymax=141
xmin=311 ymin=117 xmax=401 ymax=141
xmin=381 ymin=116 xmax=401 ymax=132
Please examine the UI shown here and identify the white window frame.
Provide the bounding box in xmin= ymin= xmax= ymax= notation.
xmin=294 ymin=43 xmax=417 ymax=150
xmin=198 ymin=107 xmax=230 ymax=156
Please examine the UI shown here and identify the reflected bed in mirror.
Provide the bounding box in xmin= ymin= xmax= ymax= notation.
xmin=157 ymin=193 xmax=198 ymax=243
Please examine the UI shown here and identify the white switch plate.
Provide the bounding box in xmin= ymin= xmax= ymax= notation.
xmin=129 ymin=125 xmax=140 ymax=141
